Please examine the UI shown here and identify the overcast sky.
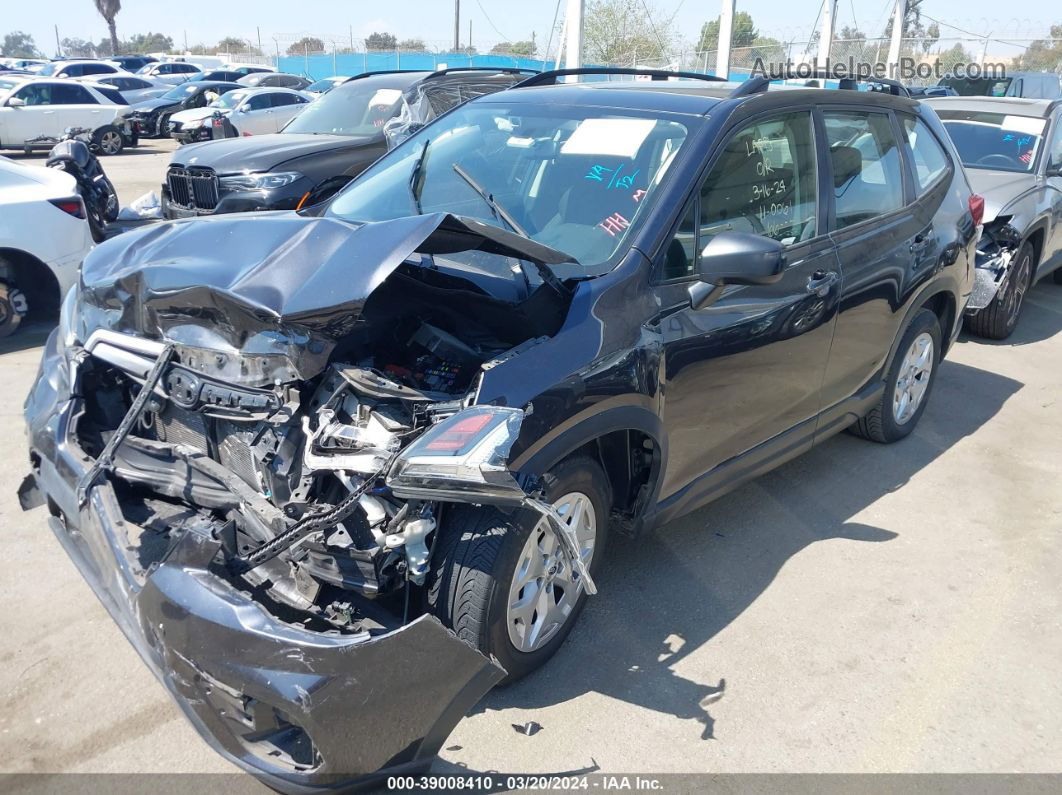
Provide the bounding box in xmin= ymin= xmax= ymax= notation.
xmin=5 ymin=1 xmax=1050 ymax=60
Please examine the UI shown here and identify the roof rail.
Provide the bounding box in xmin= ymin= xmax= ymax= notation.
xmin=515 ymin=67 xmax=727 ymax=88
xmin=428 ymin=66 xmax=539 ymax=78
xmin=341 ymin=69 xmax=423 ymax=84
xmin=730 ymin=70 xmax=911 ymax=98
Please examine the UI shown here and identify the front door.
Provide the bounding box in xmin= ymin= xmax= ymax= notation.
xmin=650 ymin=109 xmax=840 ymax=500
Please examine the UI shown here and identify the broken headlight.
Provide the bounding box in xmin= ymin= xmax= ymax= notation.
xmin=56 ymin=284 xmax=81 ymax=358
xmin=386 ymin=405 xmax=525 ymax=504
xmin=219 ymin=171 xmax=303 ymax=191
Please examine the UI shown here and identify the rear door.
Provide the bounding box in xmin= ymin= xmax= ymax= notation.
xmin=234 ymin=92 xmax=274 ymax=135
xmin=650 ymin=109 xmax=841 ymax=499
xmin=819 ymin=106 xmax=935 ymax=415
xmin=1038 ymin=111 xmax=1062 ymax=273
xmin=271 ymin=92 xmax=309 ymax=131
xmin=50 ymin=82 xmax=108 ymax=132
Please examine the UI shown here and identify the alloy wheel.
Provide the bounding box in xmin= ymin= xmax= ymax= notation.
xmin=98 ymin=130 xmax=122 ymax=155
xmin=892 ymin=331 xmax=934 ymax=425
xmin=506 ymin=491 xmax=597 ymax=653
xmin=1003 ymin=250 xmax=1032 ymax=328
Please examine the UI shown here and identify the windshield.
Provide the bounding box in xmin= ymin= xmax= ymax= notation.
xmin=36 ymin=63 xmax=59 ymax=76
xmin=937 ymin=110 xmax=1045 ymax=172
xmin=0 ymin=79 xmax=18 ymax=92
xmin=327 ymin=103 xmax=690 ymax=272
xmin=210 ymin=90 xmax=248 ymax=109
xmin=284 ymin=82 xmax=405 ymax=135
xmin=161 ymin=83 xmax=200 ymax=100
xmin=938 ymin=76 xmax=1013 ymax=97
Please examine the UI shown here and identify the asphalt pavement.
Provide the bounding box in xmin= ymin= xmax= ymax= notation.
xmin=1 ymin=136 xmax=1060 ymax=782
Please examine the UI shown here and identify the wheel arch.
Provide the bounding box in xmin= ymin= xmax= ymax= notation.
xmin=513 ymin=404 xmax=667 ymax=535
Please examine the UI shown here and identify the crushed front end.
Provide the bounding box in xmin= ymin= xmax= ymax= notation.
xmin=20 ymin=212 xmax=580 ymax=790
xmin=967 ymin=216 xmax=1022 ymax=312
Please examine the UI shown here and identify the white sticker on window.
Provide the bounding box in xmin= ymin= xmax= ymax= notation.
xmin=560 ymin=118 xmax=656 ymax=158
xmin=1002 ymin=115 xmax=1046 ymax=136
xmin=369 ymin=88 xmax=402 ymax=107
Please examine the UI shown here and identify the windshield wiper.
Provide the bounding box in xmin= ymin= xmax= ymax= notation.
xmin=451 ymin=164 xmax=573 ymax=296
xmin=408 ymin=138 xmax=430 ymax=215
xmin=452 ymin=163 xmax=529 ymax=237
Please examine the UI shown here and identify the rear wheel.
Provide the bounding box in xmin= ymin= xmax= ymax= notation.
xmin=0 ymin=281 xmax=28 ymax=338
xmin=426 ymin=455 xmax=610 ymax=682
xmin=850 ymin=308 xmax=941 ymax=443
xmin=965 ymin=242 xmax=1033 ymax=339
xmin=93 ymin=125 xmax=124 ymax=156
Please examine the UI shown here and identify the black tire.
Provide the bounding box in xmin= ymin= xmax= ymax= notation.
xmin=965 ymin=242 xmax=1033 ymax=339
xmin=426 ymin=455 xmax=611 ymax=683
xmin=92 ymin=125 xmax=124 ymax=156
xmin=86 ymin=197 xmax=107 ymax=243
xmin=102 ymin=179 xmax=119 ymax=222
xmin=0 ymin=281 xmax=28 ymax=338
xmin=156 ymin=114 xmax=171 ymax=139
xmin=850 ymin=308 xmax=942 ymax=444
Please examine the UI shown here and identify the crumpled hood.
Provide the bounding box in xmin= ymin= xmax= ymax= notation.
xmin=170 ymin=106 xmax=220 ymax=124
xmin=128 ymin=96 xmax=177 ymax=114
xmin=77 ymin=211 xmax=572 ymax=381
xmin=967 ymin=169 xmax=1039 ymax=223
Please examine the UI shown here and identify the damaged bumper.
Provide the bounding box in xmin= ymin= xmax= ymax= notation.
xmin=21 ymin=330 xmax=505 ymax=791
xmin=967 ymin=247 xmax=1015 ymax=312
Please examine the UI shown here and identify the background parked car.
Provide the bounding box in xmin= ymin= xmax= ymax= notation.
xmin=0 ymin=155 xmax=93 ymax=335
xmin=127 ymin=80 xmax=242 ymax=138
xmin=236 ymin=72 xmax=313 ymax=90
xmin=185 ymin=69 xmax=247 ymax=83
xmin=105 ymin=55 xmax=158 ymax=73
xmin=0 ymin=77 xmax=135 ymax=154
xmin=304 ymin=76 xmax=350 ymax=97
xmin=927 ymin=95 xmax=1062 ymax=338
xmin=168 ymin=87 xmax=311 ymax=143
xmin=161 ymin=68 xmax=533 ymax=218
xmin=937 ymin=71 xmax=1062 ymax=99
xmin=76 ymin=74 xmax=169 ymax=104
xmin=35 ymin=60 xmax=125 ymax=79
xmin=0 ymin=57 xmax=49 ymax=71
xmin=135 ymin=61 xmax=200 ymax=85
xmin=227 ymin=64 xmax=275 ymax=75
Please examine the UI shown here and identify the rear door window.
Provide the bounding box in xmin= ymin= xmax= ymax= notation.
xmin=823 ymin=110 xmax=905 ymax=229
xmin=51 ymin=83 xmax=98 ymax=105
xmin=902 ymin=117 xmax=950 ymax=193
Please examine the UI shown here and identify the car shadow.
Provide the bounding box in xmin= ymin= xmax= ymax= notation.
xmin=0 ymin=321 xmax=53 ymax=356
xmin=472 ymin=358 xmax=1023 ymax=741
xmin=960 ymin=280 xmax=1062 ymax=347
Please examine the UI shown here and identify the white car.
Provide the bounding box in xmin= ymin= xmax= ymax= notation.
xmin=35 ymin=60 xmax=125 ymax=79
xmin=0 ymin=156 xmax=93 ymax=336
xmin=135 ymin=61 xmax=201 ymax=86
xmin=76 ymin=74 xmax=168 ymax=104
xmin=0 ymin=77 xmax=135 ymax=154
xmin=1 ymin=57 xmax=49 ymax=71
xmin=168 ymin=87 xmax=311 ymax=142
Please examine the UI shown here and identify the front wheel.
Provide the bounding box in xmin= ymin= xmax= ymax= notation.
xmin=965 ymin=242 xmax=1033 ymax=339
xmin=850 ymin=308 xmax=942 ymax=443
xmin=0 ymin=281 xmax=28 ymax=338
xmin=92 ymin=125 xmax=124 ymax=156
xmin=426 ymin=455 xmax=610 ymax=682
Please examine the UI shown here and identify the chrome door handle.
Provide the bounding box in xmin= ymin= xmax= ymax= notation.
xmin=806 ymin=270 xmax=838 ymax=297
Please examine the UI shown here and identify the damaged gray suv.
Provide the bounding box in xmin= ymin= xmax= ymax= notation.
xmin=21 ymin=68 xmax=977 ymax=790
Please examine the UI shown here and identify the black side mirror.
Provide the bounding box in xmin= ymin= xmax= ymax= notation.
xmin=688 ymin=231 xmax=786 ymax=310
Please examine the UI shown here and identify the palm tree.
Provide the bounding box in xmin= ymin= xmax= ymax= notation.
xmin=94 ymin=0 xmax=121 ymax=56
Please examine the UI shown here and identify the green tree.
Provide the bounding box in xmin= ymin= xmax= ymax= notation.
xmin=882 ymin=0 xmax=939 ymax=55
xmin=1015 ymin=25 xmax=1062 ymax=71
xmin=61 ymin=37 xmax=97 ymax=57
xmin=839 ymin=26 xmax=865 ymax=41
xmin=398 ymin=38 xmax=427 ymax=52
xmin=93 ymin=0 xmax=122 ymax=56
xmin=698 ymin=11 xmax=758 ymax=53
xmin=492 ymin=40 xmax=537 ymax=57
xmin=1 ymin=31 xmax=42 ymax=58
xmin=125 ymin=32 xmax=173 ymax=53
xmin=287 ymin=36 xmax=324 ymax=55
xmin=364 ymin=32 xmax=397 ymax=51
xmin=217 ymin=36 xmax=248 ymax=52
xmin=584 ymin=0 xmax=676 ymax=64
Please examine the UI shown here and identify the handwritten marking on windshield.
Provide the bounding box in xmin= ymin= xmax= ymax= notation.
xmin=586 ymin=163 xmax=641 ymax=190
xmin=598 ymin=212 xmax=631 ymax=237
